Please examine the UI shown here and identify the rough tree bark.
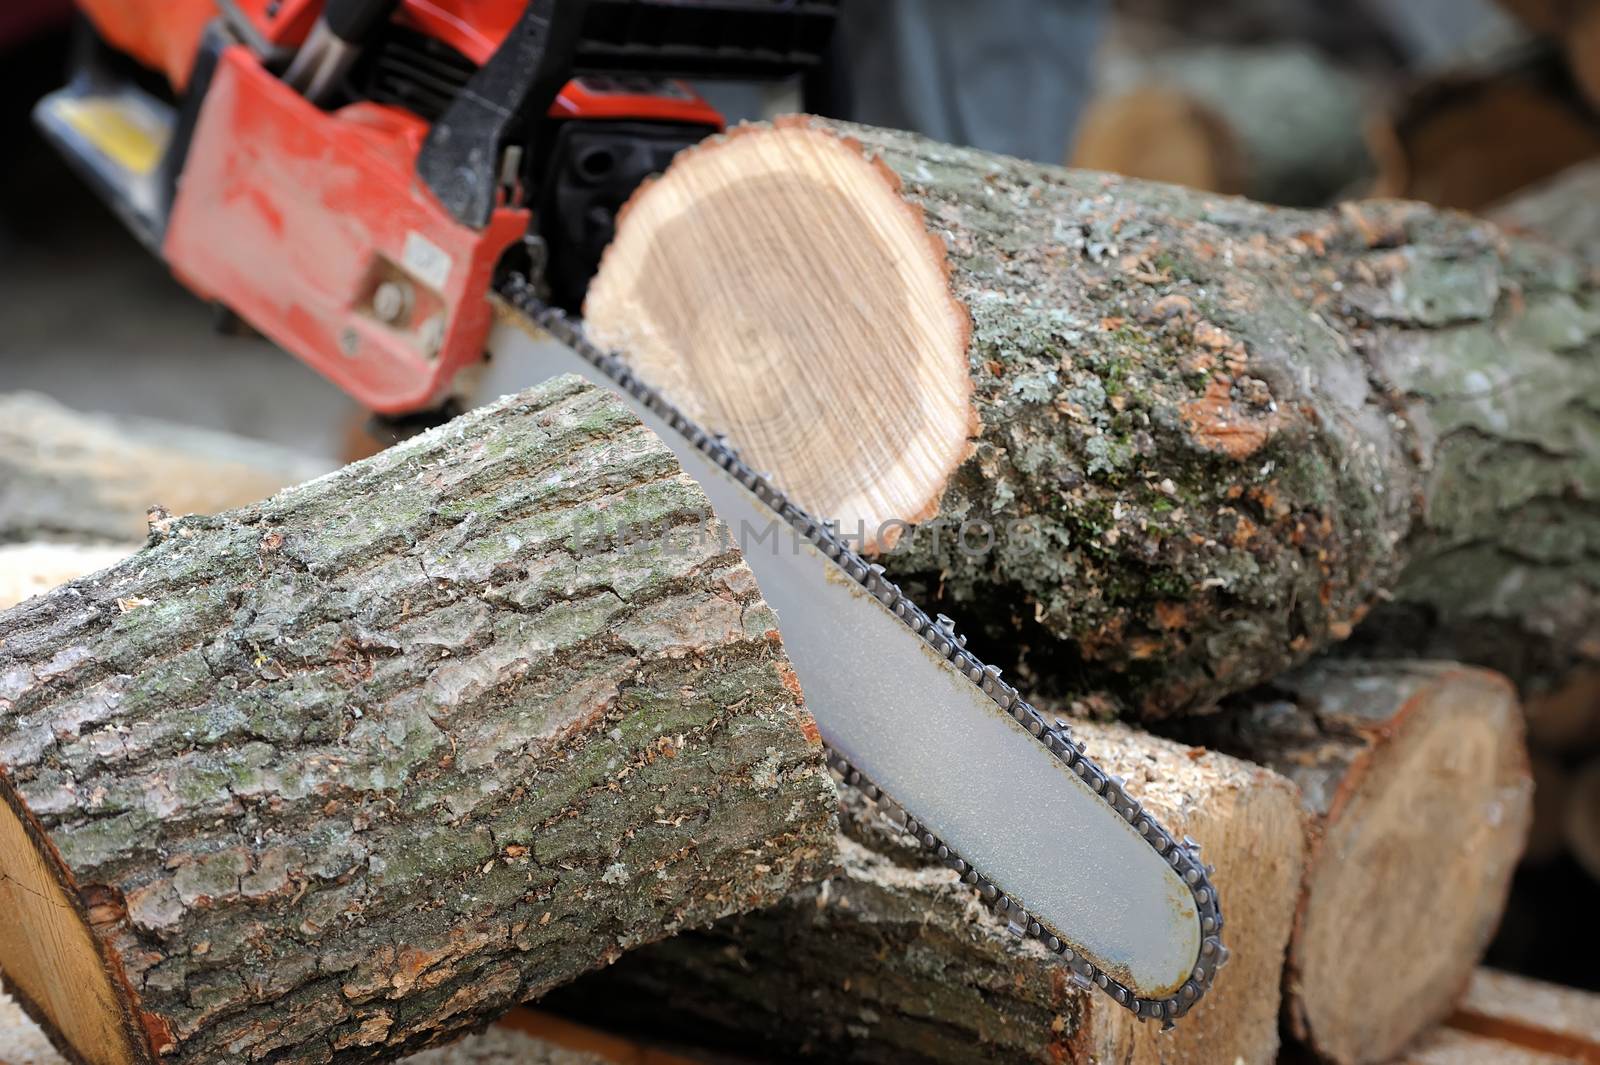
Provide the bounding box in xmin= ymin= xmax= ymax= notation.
xmin=1183 ymin=661 xmax=1533 ymax=1065
xmin=0 ymin=990 xmax=682 ymax=1065
xmin=1489 ymin=157 xmax=1600 ymax=266
xmin=0 ymin=391 xmax=330 ymax=545
xmin=585 ymin=116 xmax=1600 ymax=718
xmin=548 ymin=725 xmax=1306 ymax=1065
xmin=0 ymin=376 xmax=837 ymax=1065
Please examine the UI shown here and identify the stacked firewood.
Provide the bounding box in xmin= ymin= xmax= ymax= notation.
xmin=1073 ymin=0 xmax=1600 ymax=213
xmin=1 ymin=120 xmax=1597 ymax=1065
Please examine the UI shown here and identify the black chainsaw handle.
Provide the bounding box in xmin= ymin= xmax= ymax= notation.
xmin=322 ymin=0 xmax=402 ymax=46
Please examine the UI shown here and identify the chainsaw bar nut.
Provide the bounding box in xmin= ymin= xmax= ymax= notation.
xmin=373 ymin=279 xmax=414 ymax=325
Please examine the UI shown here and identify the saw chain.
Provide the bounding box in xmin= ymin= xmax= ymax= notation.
xmin=497 ymin=273 xmax=1228 ymax=1026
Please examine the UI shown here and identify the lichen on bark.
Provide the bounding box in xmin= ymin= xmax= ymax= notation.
xmin=774 ymin=119 xmax=1600 ymax=715
xmin=0 ymin=376 xmax=836 ymax=1064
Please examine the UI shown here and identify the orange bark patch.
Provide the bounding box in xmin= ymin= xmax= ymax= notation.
xmin=775 ymin=660 xmax=805 ymax=703
xmin=1180 ymin=377 xmax=1283 ymax=460
xmin=1145 ymin=293 xmax=1195 ymax=322
xmin=142 ymin=1010 xmax=177 ymax=1055
xmin=1153 ymin=600 xmax=1190 ymax=630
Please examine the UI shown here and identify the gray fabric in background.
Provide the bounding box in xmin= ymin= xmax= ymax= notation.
xmin=698 ymin=0 xmax=1108 ymax=166
xmin=842 ymin=0 xmax=1108 ymax=164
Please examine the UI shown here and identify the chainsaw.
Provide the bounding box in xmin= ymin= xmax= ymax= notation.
xmin=37 ymin=0 xmax=1226 ymax=1026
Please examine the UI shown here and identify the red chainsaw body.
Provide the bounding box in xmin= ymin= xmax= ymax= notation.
xmin=165 ymin=45 xmax=531 ymax=412
xmin=70 ymin=0 xmax=725 ymax=412
xmin=81 ymin=0 xmax=528 ymax=86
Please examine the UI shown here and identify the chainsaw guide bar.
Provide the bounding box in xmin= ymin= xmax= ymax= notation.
xmin=494 ymin=274 xmax=1227 ymax=1026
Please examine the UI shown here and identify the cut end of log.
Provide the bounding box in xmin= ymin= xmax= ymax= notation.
xmin=1285 ymin=665 xmax=1532 ymax=1065
xmin=1070 ymin=86 xmax=1247 ymax=196
xmin=0 ymin=785 xmax=143 ymax=1065
xmin=584 ymin=117 xmax=975 ymax=551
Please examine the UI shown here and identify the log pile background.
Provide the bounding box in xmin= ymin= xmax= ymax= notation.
xmin=3 ymin=2 xmax=1599 ymax=1064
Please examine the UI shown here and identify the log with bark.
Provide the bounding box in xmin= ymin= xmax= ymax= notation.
xmin=0 ymin=376 xmax=837 ymax=1065
xmin=1399 ymin=1028 xmax=1594 ymax=1065
xmin=1370 ymin=51 xmax=1600 ymax=212
xmin=547 ymin=725 xmax=1306 ymax=1065
xmin=1183 ymin=661 xmax=1533 ymax=1065
xmin=0 ymin=391 xmax=331 ymax=546
xmin=1069 ymin=86 xmax=1249 ymax=199
xmin=584 ymin=116 xmax=1600 ymax=718
xmin=1430 ymin=966 xmax=1600 ymax=1064
xmin=0 ymin=988 xmax=698 ymax=1065
xmin=1070 ymin=44 xmax=1377 ymax=206
xmin=1497 ymin=0 xmax=1600 ymax=113
xmin=1489 ymin=157 xmax=1600 ymax=266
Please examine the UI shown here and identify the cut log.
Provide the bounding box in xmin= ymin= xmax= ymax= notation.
xmin=0 ymin=543 xmax=139 ymax=612
xmin=1 ymin=989 xmax=699 ymax=1065
xmin=1071 ymin=44 xmax=1377 ymax=206
xmin=392 ymin=1026 xmax=613 ymax=1065
xmin=586 ymin=116 xmax=1600 ymax=716
xmin=1521 ymin=667 xmax=1600 ymax=753
xmin=1446 ymin=967 xmax=1600 ymax=1064
xmin=1397 ymin=1027 xmax=1588 ymax=1065
xmin=490 ymin=1010 xmax=705 ymax=1065
xmin=1374 ymin=59 xmax=1600 ymax=211
xmin=547 ymin=726 xmax=1306 ymax=1065
xmin=0 ymin=391 xmax=330 ymax=545
xmin=1490 ymin=157 xmax=1600 ymax=266
xmin=1572 ymin=4 xmax=1600 ymax=111
xmin=1568 ymin=756 xmax=1600 ymax=882
xmin=0 ymin=376 xmax=836 ymax=1065
xmin=1070 ymin=86 xmax=1247 ymax=197
xmin=1184 ymin=661 xmax=1532 ymax=1065
xmin=1496 ymin=0 xmax=1600 ymax=113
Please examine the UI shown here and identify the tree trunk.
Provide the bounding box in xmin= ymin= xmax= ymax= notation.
xmin=1439 ymin=967 xmax=1600 ymax=1064
xmin=1071 ymin=44 xmax=1377 ymax=206
xmin=1 ymin=992 xmax=689 ymax=1065
xmin=0 ymin=376 xmax=837 ymax=1065
xmin=1398 ymin=1028 xmax=1592 ymax=1065
xmin=0 ymin=391 xmax=330 ymax=545
xmin=585 ymin=116 xmax=1600 ymax=718
xmin=1496 ymin=0 xmax=1600 ymax=114
xmin=1184 ymin=661 xmax=1532 ymax=1065
xmin=1070 ymin=86 xmax=1249 ymax=198
xmin=1490 ymin=157 xmax=1600 ymax=264
xmin=547 ymin=726 xmax=1306 ymax=1065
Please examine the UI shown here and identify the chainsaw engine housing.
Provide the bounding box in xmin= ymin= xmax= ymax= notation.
xmin=37 ymin=0 xmax=838 ymax=412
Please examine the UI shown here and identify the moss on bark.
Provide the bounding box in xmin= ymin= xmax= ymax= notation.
xmin=776 ymin=119 xmax=1600 ymax=715
xmin=0 ymin=376 xmax=835 ymax=1065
